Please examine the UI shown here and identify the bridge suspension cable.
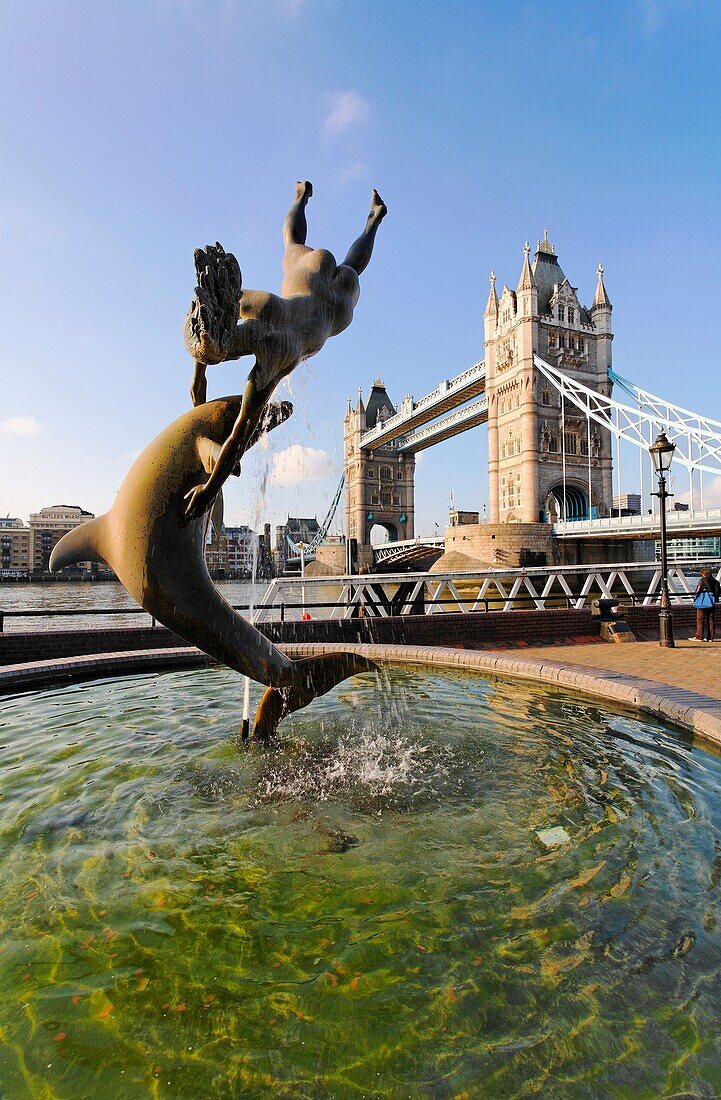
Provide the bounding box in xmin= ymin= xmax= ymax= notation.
xmin=609 ymin=369 xmax=721 ymax=441
xmin=535 ymin=355 xmax=721 ymax=478
xmin=286 ymin=473 xmax=346 ymax=557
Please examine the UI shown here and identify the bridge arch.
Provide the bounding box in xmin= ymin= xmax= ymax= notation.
xmin=368 ymin=519 xmax=401 ymax=545
xmin=545 ymin=482 xmax=588 ymax=522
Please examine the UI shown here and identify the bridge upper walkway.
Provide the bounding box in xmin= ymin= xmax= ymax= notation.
xmin=359 ymin=359 xmax=485 ymax=450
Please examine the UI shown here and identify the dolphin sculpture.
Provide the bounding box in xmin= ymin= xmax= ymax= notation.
xmin=49 ymin=397 xmax=376 ymax=739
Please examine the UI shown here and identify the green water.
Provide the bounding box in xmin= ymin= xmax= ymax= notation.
xmin=1 ymin=668 xmax=721 ymax=1099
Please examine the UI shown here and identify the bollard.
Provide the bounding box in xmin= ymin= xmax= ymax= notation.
xmin=240 ymin=676 xmax=251 ymax=740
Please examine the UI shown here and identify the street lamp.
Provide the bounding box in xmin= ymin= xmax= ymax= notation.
xmin=649 ymin=430 xmax=676 ymax=648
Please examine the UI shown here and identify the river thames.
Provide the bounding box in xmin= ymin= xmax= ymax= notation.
xmin=0 ymin=581 xmax=267 ymax=632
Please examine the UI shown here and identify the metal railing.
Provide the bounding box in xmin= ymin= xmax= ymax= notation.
xmin=3 ymin=558 xmax=719 ymax=631
xmin=0 ymin=603 xmax=257 ymax=633
xmin=253 ymin=559 xmax=721 ymax=622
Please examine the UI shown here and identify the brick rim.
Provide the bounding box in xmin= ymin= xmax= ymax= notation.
xmin=2 ymin=641 xmax=721 ymax=754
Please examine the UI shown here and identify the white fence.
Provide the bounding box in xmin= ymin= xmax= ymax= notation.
xmin=253 ymin=560 xmax=721 ymax=623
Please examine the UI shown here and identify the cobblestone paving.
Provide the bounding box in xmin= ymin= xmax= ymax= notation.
xmin=520 ymin=638 xmax=721 ymax=701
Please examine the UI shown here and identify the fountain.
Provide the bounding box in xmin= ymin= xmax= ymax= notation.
xmin=4 ymin=184 xmax=721 ymax=1096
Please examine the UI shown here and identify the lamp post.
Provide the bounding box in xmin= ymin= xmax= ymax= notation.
xmin=649 ymin=431 xmax=676 ymax=648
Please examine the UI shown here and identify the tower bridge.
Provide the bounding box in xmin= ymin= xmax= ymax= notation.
xmin=340 ymin=231 xmax=721 ymax=565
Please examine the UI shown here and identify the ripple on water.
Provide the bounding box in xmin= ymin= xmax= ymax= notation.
xmin=0 ymin=665 xmax=720 ymax=1098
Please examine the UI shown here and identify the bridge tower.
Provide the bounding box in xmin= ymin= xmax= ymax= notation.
xmin=484 ymin=233 xmax=614 ymax=524
xmin=344 ymin=379 xmax=415 ymax=545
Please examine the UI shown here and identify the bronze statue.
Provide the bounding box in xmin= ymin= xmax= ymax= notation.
xmin=49 ymin=397 xmax=376 ymax=738
xmin=50 ymin=182 xmax=387 ymax=738
xmin=183 ymin=181 xmax=387 ymax=520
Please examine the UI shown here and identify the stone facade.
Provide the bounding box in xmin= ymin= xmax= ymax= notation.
xmin=484 ymin=233 xmax=614 ymax=526
xmin=0 ymin=519 xmax=32 ymax=577
xmin=26 ymin=505 xmax=112 ymax=576
xmin=205 ymin=524 xmax=269 ymax=578
xmin=344 ymin=380 xmax=415 ymax=545
xmin=444 ymin=521 xmax=554 ymax=567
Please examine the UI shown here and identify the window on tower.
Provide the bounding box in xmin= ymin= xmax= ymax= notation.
xmin=564 ymin=433 xmax=578 ymax=455
xmin=559 ymin=334 xmax=566 ymax=349
xmin=568 ymin=307 xmax=575 ymax=324
xmin=542 ymin=390 xmax=551 ymax=406
xmin=380 ymin=465 xmax=392 ymax=480
xmin=558 ymin=305 xmax=565 ymax=322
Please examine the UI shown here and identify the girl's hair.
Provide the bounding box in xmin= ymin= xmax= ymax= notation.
xmin=700 ymin=566 xmax=712 ymax=577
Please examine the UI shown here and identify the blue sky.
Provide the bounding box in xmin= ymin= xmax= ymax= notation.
xmin=2 ymin=0 xmax=720 ymax=533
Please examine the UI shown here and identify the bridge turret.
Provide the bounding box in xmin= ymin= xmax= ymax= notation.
xmin=344 ymin=380 xmax=415 ymax=548
xmin=516 ymin=242 xmax=538 ymax=318
xmin=591 ymin=263 xmax=612 ymax=337
xmin=486 ymin=233 xmax=614 ymax=525
xmin=484 ymin=270 xmax=498 ymax=332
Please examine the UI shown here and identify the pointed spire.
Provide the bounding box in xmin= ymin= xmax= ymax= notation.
xmin=355 ymin=386 xmax=365 ymax=414
xmin=484 ymin=270 xmax=498 ymax=318
xmin=517 ymin=241 xmax=536 ymax=292
xmin=593 ymin=263 xmax=611 ymax=308
xmin=536 ymin=227 xmax=556 ymax=257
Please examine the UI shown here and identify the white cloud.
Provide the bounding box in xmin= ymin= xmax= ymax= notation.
xmin=324 ymin=90 xmax=370 ymax=135
xmin=339 ymin=161 xmax=369 ymax=183
xmin=639 ymin=0 xmax=717 ymax=33
xmin=0 ymin=415 xmax=42 ymax=437
xmin=270 ymin=444 xmax=335 ymax=486
xmin=678 ymin=474 xmax=721 ymax=508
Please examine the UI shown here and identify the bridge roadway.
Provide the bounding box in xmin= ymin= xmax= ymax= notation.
xmin=375 ymin=507 xmax=721 ymax=563
xmin=359 ymin=359 xmax=486 ymax=451
xmin=554 ymin=508 xmax=721 ymax=541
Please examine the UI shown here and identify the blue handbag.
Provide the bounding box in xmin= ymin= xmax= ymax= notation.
xmin=693 ymin=590 xmax=715 ymax=610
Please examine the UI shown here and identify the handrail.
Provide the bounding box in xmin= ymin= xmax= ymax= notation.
xmin=1 ymin=591 xmax=699 ymax=633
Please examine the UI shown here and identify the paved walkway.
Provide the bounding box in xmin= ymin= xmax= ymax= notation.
xmin=520 ymin=638 xmax=721 ymax=702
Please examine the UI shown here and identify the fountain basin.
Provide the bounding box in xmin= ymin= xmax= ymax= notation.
xmin=1 ymin=664 xmax=721 ymax=1097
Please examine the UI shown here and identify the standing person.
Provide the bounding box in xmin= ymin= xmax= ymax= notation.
xmin=690 ymin=566 xmax=721 ymax=641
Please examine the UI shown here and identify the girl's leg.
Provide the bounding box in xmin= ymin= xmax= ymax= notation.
xmin=282 ymin=181 xmax=313 ymax=275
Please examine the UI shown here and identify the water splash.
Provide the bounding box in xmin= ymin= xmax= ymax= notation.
xmin=252 ymin=720 xmax=456 ymax=810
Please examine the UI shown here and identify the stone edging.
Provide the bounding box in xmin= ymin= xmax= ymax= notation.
xmin=283 ymin=643 xmax=721 ymax=751
xmin=2 ymin=643 xmax=721 ymax=752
